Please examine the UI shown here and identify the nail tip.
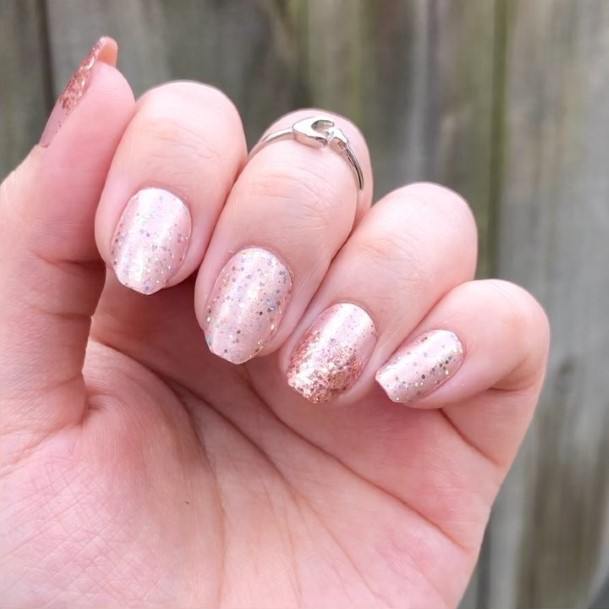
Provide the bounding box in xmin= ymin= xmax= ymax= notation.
xmin=285 ymin=303 xmax=376 ymax=405
xmin=37 ymin=35 xmax=119 ymax=147
xmin=205 ymin=338 xmax=252 ymax=365
xmin=112 ymin=262 xmax=162 ymax=296
xmin=287 ymin=376 xmax=327 ymax=404
xmin=115 ymin=276 xmax=164 ymax=296
xmin=132 ymin=284 xmax=163 ymax=296
xmin=91 ymin=36 xmax=119 ymax=68
xmin=375 ymin=328 xmax=464 ymax=405
xmin=203 ymin=247 xmax=292 ymax=368
xmin=374 ymin=372 xmax=387 ymax=392
xmin=374 ymin=375 xmax=398 ymax=404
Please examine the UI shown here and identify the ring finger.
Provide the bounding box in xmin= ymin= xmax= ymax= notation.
xmin=279 ymin=182 xmax=478 ymax=403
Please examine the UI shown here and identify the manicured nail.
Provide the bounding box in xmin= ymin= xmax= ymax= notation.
xmin=204 ymin=248 xmax=292 ymax=364
xmin=376 ymin=329 xmax=464 ymax=404
xmin=39 ymin=36 xmax=118 ymax=147
xmin=287 ymin=303 xmax=377 ymax=404
xmin=111 ymin=188 xmax=191 ymax=294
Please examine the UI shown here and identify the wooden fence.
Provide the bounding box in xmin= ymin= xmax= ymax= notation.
xmin=1 ymin=1 xmax=608 ymax=607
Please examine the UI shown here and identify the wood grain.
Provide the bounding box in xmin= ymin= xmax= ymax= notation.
xmin=43 ymin=0 xmax=496 ymax=268
xmin=592 ymin=575 xmax=609 ymax=609
xmin=303 ymin=0 xmax=497 ymax=274
xmin=44 ymin=0 xmax=303 ymax=145
xmin=488 ymin=1 xmax=609 ymax=607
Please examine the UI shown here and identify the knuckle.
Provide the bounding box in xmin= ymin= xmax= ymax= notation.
xmin=386 ymin=182 xmax=478 ymax=257
xmin=141 ymin=122 xmax=223 ymax=188
xmin=400 ymin=182 xmax=476 ymax=232
xmin=358 ymin=231 xmax=413 ymax=266
xmin=402 ymin=181 xmax=467 ymax=205
xmin=247 ymin=164 xmax=349 ymax=230
xmin=133 ymin=82 xmax=243 ymax=164
xmin=129 ymin=110 xmax=222 ymax=169
xmin=140 ymin=81 xmax=239 ymax=119
xmin=485 ymin=279 xmax=551 ymax=354
xmin=488 ymin=280 xmax=543 ymax=323
xmin=356 ymin=233 xmax=428 ymax=290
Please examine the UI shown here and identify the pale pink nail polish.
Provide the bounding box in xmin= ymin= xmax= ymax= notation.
xmin=111 ymin=187 xmax=191 ymax=294
xmin=376 ymin=329 xmax=464 ymax=404
xmin=39 ymin=37 xmax=118 ymax=147
xmin=204 ymin=248 xmax=292 ymax=364
xmin=287 ymin=303 xmax=377 ymax=404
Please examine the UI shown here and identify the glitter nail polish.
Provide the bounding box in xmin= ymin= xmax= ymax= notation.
xmin=204 ymin=248 xmax=292 ymax=364
xmin=287 ymin=303 xmax=377 ymax=404
xmin=111 ymin=187 xmax=191 ymax=295
xmin=39 ymin=37 xmax=118 ymax=147
xmin=375 ymin=329 xmax=464 ymax=404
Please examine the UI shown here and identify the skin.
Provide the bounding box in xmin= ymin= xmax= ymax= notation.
xmin=0 ymin=56 xmax=549 ymax=608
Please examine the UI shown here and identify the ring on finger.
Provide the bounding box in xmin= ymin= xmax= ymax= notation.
xmin=249 ymin=115 xmax=365 ymax=191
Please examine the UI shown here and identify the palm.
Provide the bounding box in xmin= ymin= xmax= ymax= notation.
xmin=3 ymin=280 xmax=493 ymax=608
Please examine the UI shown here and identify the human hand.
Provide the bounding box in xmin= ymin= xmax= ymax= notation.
xmin=0 ymin=39 xmax=549 ymax=609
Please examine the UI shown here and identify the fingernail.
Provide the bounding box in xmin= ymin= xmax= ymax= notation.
xmin=39 ymin=36 xmax=118 ymax=147
xmin=111 ymin=187 xmax=192 ymax=294
xmin=375 ymin=329 xmax=464 ymax=404
xmin=204 ymin=248 xmax=292 ymax=364
xmin=287 ymin=303 xmax=377 ymax=404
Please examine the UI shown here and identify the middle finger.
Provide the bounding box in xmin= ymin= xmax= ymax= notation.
xmin=195 ymin=109 xmax=373 ymax=364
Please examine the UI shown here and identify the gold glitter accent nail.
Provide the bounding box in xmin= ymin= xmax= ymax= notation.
xmin=287 ymin=303 xmax=377 ymax=403
xmin=376 ymin=329 xmax=464 ymax=404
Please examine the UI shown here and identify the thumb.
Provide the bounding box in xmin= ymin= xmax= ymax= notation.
xmin=0 ymin=37 xmax=134 ymax=441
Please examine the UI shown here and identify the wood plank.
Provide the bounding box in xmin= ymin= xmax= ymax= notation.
xmin=45 ymin=0 xmax=171 ymax=95
xmin=303 ymin=0 xmax=497 ymax=275
xmin=591 ymin=574 xmax=609 ymax=609
xmin=488 ymin=1 xmax=609 ymax=607
xmin=0 ymin=0 xmax=51 ymax=176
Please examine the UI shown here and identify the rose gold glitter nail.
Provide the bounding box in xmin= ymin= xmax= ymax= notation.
xmin=111 ymin=187 xmax=191 ymax=295
xmin=287 ymin=303 xmax=377 ymax=404
xmin=204 ymin=248 xmax=292 ymax=364
xmin=39 ymin=37 xmax=118 ymax=147
xmin=376 ymin=329 xmax=464 ymax=404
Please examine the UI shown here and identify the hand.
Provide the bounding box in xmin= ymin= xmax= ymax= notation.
xmin=0 ymin=39 xmax=549 ymax=609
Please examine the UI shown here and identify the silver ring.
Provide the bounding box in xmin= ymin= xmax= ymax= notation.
xmin=249 ymin=116 xmax=365 ymax=191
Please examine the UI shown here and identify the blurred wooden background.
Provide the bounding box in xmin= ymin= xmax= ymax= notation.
xmin=1 ymin=1 xmax=608 ymax=607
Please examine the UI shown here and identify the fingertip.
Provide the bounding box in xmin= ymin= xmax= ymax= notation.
xmin=484 ymin=279 xmax=551 ymax=391
xmin=39 ymin=36 xmax=133 ymax=150
xmin=375 ymin=279 xmax=550 ymax=411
